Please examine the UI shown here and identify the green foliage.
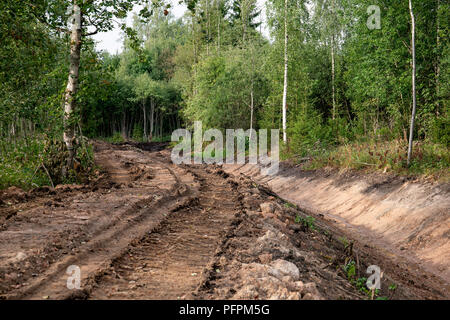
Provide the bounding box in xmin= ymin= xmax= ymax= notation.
xmin=343 ymin=260 xmax=356 ymax=280
xmin=305 ymin=139 xmax=449 ymax=180
xmin=103 ymin=132 xmax=126 ymax=144
xmin=1 ymin=0 xmax=449 ymax=190
xmin=295 ymin=215 xmax=316 ymax=231
xmin=0 ymin=138 xmax=48 ymax=190
xmin=183 ymin=44 xmax=269 ymax=130
xmin=430 ymin=109 xmax=450 ymax=146
xmin=41 ymin=136 xmax=96 ymax=185
xmin=132 ymin=124 xmax=144 ymax=141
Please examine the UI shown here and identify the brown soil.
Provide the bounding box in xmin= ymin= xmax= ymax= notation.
xmin=0 ymin=141 xmax=447 ymax=300
xmin=224 ymin=162 xmax=450 ymax=295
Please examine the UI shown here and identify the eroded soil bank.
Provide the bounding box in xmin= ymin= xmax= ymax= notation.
xmin=0 ymin=142 xmax=448 ymax=300
xmin=223 ymin=162 xmax=450 ymax=288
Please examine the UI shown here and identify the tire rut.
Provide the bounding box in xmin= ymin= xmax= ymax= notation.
xmin=0 ymin=142 xmax=191 ymax=299
xmin=88 ymin=166 xmax=242 ymax=300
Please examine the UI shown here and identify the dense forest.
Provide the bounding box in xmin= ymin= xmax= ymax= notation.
xmin=0 ymin=0 xmax=449 ymax=189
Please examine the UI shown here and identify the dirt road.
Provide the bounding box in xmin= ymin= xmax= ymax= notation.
xmin=0 ymin=142 xmax=447 ymax=300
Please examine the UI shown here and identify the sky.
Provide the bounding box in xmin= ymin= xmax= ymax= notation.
xmin=92 ymin=0 xmax=268 ymax=54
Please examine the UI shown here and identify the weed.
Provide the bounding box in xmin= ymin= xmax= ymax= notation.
xmin=284 ymin=202 xmax=295 ymax=208
xmin=338 ymin=236 xmax=349 ymax=247
xmin=296 ymin=139 xmax=449 ymax=182
xmin=295 ymin=215 xmax=316 ymax=231
xmin=343 ymin=260 xmax=356 ymax=280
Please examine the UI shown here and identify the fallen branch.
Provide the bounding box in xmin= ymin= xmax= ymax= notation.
xmin=41 ymin=163 xmax=54 ymax=188
xmin=355 ymin=161 xmax=377 ymax=166
xmin=30 ymin=162 xmax=54 ymax=189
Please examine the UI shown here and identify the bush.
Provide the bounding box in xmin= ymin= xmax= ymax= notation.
xmin=42 ymin=135 xmax=96 ymax=185
xmin=288 ymin=111 xmax=334 ymax=158
xmin=0 ymin=138 xmax=48 ymax=189
xmin=132 ymin=124 xmax=144 ymax=142
xmin=430 ymin=113 xmax=450 ymax=146
xmin=0 ymin=135 xmax=97 ymax=190
xmin=104 ymin=132 xmax=125 ymax=144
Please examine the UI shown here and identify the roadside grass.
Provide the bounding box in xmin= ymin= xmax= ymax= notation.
xmin=0 ymin=136 xmax=96 ymax=190
xmin=291 ymin=139 xmax=449 ymax=182
xmin=101 ymin=132 xmax=125 ymax=144
xmin=100 ymin=132 xmax=172 ymax=144
xmin=295 ymin=214 xmax=316 ymax=231
xmin=0 ymin=137 xmax=50 ymax=190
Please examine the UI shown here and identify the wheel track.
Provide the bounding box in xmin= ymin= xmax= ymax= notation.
xmin=87 ymin=165 xmax=244 ymax=300
xmin=1 ymin=142 xmax=193 ymax=299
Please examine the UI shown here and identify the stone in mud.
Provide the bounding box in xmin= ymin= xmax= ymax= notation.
xmin=260 ymin=202 xmax=274 ymax=214
xmin=238 ymin=263 xmax=269 ymax=279
xmin=292 ymin=280 xmax=305 ymax=292
xmin=302 ymin=292 xmax=323 ymax=300
xmin=304 ymin=282 xmax=320 ymax=296
xmin=255 ymin=229 xmax=292 ymax=255
xmin=268 ymin=287 xmax=301 ymax=300
xmin=259 ymin=253 xmax=273 ymax=264
xmin=301 ymin=282 xmax=323 ymax=300
xmin=268 ymin=259 xmax=300 ymax=281
xmin=219 ymin=256 xmax=227 ymax=266
xmin=13 ymin=252 xmax=27 ymax=262
xmin=232 ymin=285 xmax=259 ymax=299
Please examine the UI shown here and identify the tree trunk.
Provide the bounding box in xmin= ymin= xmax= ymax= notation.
xmin=142 ymin=100 xmax=147 ymax=141
xmin=63 ymin=1 xmax=82 ymax=175
xmin=121 ymin=111 xmax=127 ymax=140
xmin=150 ymin=98 xmax=155 ymax=141
xmin=242 ymin=0 xmax=247 ymax=43
xmin=282 ymin=0 xmax=288 ymax=144
xmin=206 ymin=0 xmax=210 ymax=55
xmin=407 ymin=0 xmax=417 ymax=167
xmin=436 ymin=0 xmax=441 ymax=116
xmin=159 ymin=113 xmax=163 ymax=138
xmin=250 ymin=89 xmax=254 ymax=139
xmin=331 ymin=0 xmax=337 ymax=120
xmin=331 ymin=37 xmax=336 ymax=120
xmin=249 ymin=44 xmax=255 ymax=141
xmin=128 ymin=114 xmax=134 ymax=138
xmin=217 ymin=0 xmax=221 ymax=53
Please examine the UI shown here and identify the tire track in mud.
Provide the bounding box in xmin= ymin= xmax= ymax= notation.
xmin=1 ymin=142 xmax=446 ymax=300
xmin=87 ymin=165 xmax=243 ymax=299
xmin=0 ymin=142 xmax=194 ymax=299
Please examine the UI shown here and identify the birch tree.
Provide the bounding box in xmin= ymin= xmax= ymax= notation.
xmin=407 ymin=0 xmax=417 ymax=166
xmin=29 ymin=0 xmax=156 ymax=174
xmin=312 ymin=0 xmax=341 ymax=120
xmin=63 ymin=2 xmax=81 ymax=174
xmin=282 ymin=0 xmax=288 ymax=143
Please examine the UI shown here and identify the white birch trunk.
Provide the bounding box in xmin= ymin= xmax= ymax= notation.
xmin=250 ymin=88 xmax=254 ymax=140
xmin=331 ymin=0 xmax=336 ymax=120
xmin=217 ymin=0 xmax=221 ymax=52
xmin=63 ymin=1 xmax=82 ymax=174
xmin=407 ymin=0 xmax=417 ymax=167
xmin=331 ymin=36 xmax=336 ymax=120
xmin=282 ymin=0 xmax=288 ymax=144
xmin=436 ymin=0 xmax=440 ymax=116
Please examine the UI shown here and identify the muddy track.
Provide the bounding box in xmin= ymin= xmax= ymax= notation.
xmin=0 ymin=142 xmax=191 ymax=299
xmin=88 ymin=166 xmax=243 ymax=299
xmin=0 ymin=141 xmax=447 ymax=300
